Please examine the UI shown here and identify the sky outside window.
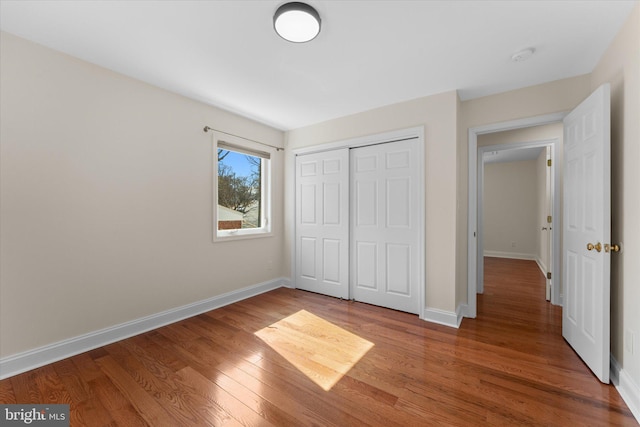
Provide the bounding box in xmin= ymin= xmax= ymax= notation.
xmin=220 ymin=150 xmax=255 ymax=177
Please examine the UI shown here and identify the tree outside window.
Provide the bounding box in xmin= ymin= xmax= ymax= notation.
xmin=217 ymin=148 xmax=262 ymax=230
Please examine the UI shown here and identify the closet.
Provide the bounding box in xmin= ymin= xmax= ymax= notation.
xmin=295 ymin=136 xmax=422 ymax=314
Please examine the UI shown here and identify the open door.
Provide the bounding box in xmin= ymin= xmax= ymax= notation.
xmin=562 ymin=83 xmax=611 ymax=383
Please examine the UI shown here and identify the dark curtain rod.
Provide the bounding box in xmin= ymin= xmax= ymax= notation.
xmin=203 ymin=126 xmax=283 ymax=151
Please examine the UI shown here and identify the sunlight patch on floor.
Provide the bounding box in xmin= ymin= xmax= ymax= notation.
xmin=254 ymin=310 xmax=374 ymax=391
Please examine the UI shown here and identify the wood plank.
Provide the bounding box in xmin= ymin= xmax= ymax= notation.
xmin=0 ymin=378 xmax=17 ymax=404
xmin=174 ymin=366 xmax=277 ymax=427
xmin=10 ymin=369 xmax=44 ymax=403
xmin=33 ymin=365 xmax=70 ymax=403
xmin=94 ymin=355 xmax=184 ymax=426
xmin=54 ymin=358 xmax=115 ymax=427
xmin=89 ymin=376 xmax=149 ymax=427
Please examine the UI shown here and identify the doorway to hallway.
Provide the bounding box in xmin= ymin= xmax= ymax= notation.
xmin=480 ymin=257 xmax=553 ymax=326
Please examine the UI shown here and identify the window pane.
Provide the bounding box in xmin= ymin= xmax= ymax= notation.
xmin=217 ymin=149 xmax=262 ymax=231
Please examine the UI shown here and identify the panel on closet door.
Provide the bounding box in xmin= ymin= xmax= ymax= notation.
xmin=387 ymin=177 xmax=410 ymax=228
xmin=356 ymin=241 xmax=377 ymax=289
xmin=386 ymin=149 xmax=410 ymax=169
xmin=323 ymin=158 xmax=342 ymax=174
xmin=300 ymin=184 xmax=317 ymax=225
xmin=386 ymin=243 xmax=411 ymax=296
xmin=299 ymin=237 xmax=317 ymax=279
xmin=323 ymin=182 xmax=341 ymax=225
xmin=355 ymin=181 xmax=377 ymax=227
xmin=300 ymin=160 xmax=318 ymax=177
xmin=356 ymin=154 xmax=377 ymax=172
xmin=323 ymin=238 xmax=342 ymax=284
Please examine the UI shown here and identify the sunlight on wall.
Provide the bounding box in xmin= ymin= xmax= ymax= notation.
xmin=254 ymin=310 xmax=374 ymax=391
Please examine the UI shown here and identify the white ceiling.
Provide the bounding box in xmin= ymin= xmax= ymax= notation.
xmin=0 ymin=1 xmax=636 ymax=131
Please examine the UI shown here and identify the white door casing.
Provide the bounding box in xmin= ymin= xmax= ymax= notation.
xmin=295 ymin=149 xmax=350 ymax=299
xmin=350 ymin=140 xmax=421 ymax=314
xmin=562 ymin=84 xmax=611 ymax=384
xmin=467 ymin=113 xmax=565 ymax=319
xmin=545 ymin=146 xmax=553 ymax=301
xmin=475 ymin=139 xmax=558 ymax=298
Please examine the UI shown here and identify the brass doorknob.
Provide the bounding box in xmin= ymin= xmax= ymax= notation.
xmin=587 ymin=242 xmax=602 ymax=252
xmin=605 ymin=243 xmax=621 ymax=253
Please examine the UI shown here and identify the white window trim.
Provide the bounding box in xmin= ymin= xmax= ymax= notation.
xmin=212 ymin=131 xmax=273 ymax=242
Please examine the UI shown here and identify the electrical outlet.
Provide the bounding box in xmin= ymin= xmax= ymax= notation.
xmin=511 ymin=242 xmax=516 ymax=248
xmin=625 ymin=329 xmax=634 ymax=354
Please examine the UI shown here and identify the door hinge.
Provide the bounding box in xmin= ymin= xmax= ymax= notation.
xmin=547 ymin=159 xmax=552 ymax=167
xmin=547 ymin=272 xmax=552 ymax=280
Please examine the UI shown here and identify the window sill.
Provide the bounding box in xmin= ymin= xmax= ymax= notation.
xmin=213 ymin=229 xmax=273 ymax=243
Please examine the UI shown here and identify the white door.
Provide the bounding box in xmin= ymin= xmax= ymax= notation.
xmin=545 ymin=146 xmax=552 ymax=301
xmin=350 ymin=140 xmax=421 ymax=314
xmin=562 ymin=83 xmax=611 ymax=383
xmin=295 ymin=149 xmax=350 ymax=299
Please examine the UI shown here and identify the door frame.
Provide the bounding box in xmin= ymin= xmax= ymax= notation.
xmin=476 ymin=138 xmax=558 ymax=295
xmin=467 ymin=113 xmax=565 ymax=318
xmin=291 ymin=126 xmax=425 ymax=317
xmin=545 ymin=146 xmax=553 ymax=301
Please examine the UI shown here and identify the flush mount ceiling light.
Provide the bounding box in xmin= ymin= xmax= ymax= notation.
xmin=274 ymin=2 xmax=321 ymax=43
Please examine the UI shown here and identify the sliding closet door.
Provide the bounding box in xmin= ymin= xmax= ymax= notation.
xmin=350 ymin=139 xmax=421 ymax=314
xmin=295 ymin=149 xmax=349 ymax=299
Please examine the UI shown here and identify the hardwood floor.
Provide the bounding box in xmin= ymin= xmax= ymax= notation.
xmin=1 ymin=257 xmax=636 ymax=426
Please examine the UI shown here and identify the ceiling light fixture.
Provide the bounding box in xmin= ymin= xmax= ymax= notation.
xmin=274 ymin=2 xmax=321 ymax=43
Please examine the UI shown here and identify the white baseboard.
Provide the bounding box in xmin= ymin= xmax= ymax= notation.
xmin=611 ymin=356 xmax=640 ymax=423
xmin=422 ymin=307 xmax=461 ymax=328
xmin=535 ymin=257 xmax=547 ymax=276
xmin=281 ymin=277 xmax=293 ymax=288
xmin=457 ymin=303 xmax=472 ymax=322
xmin=484 ymin=250 xmax=536 ymax=261
xmin=0 ymin=277 xmax=288 ymax=380
xmin=456 ymin=304 xmax=467 ymax=327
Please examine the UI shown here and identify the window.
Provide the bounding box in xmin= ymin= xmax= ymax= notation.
xmin=213 ymin=132 xmax=272 ymax=241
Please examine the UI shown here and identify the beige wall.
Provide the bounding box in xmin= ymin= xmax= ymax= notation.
xmin=286 ymin=91 xmax=459 ymax=313
xmin=483 ymin=160 xmax=538 ymax=258
xmin=590 ymin=3 xmax=640 ymax=392
xmin=0 ymin=32 xmax=285 ymax=357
